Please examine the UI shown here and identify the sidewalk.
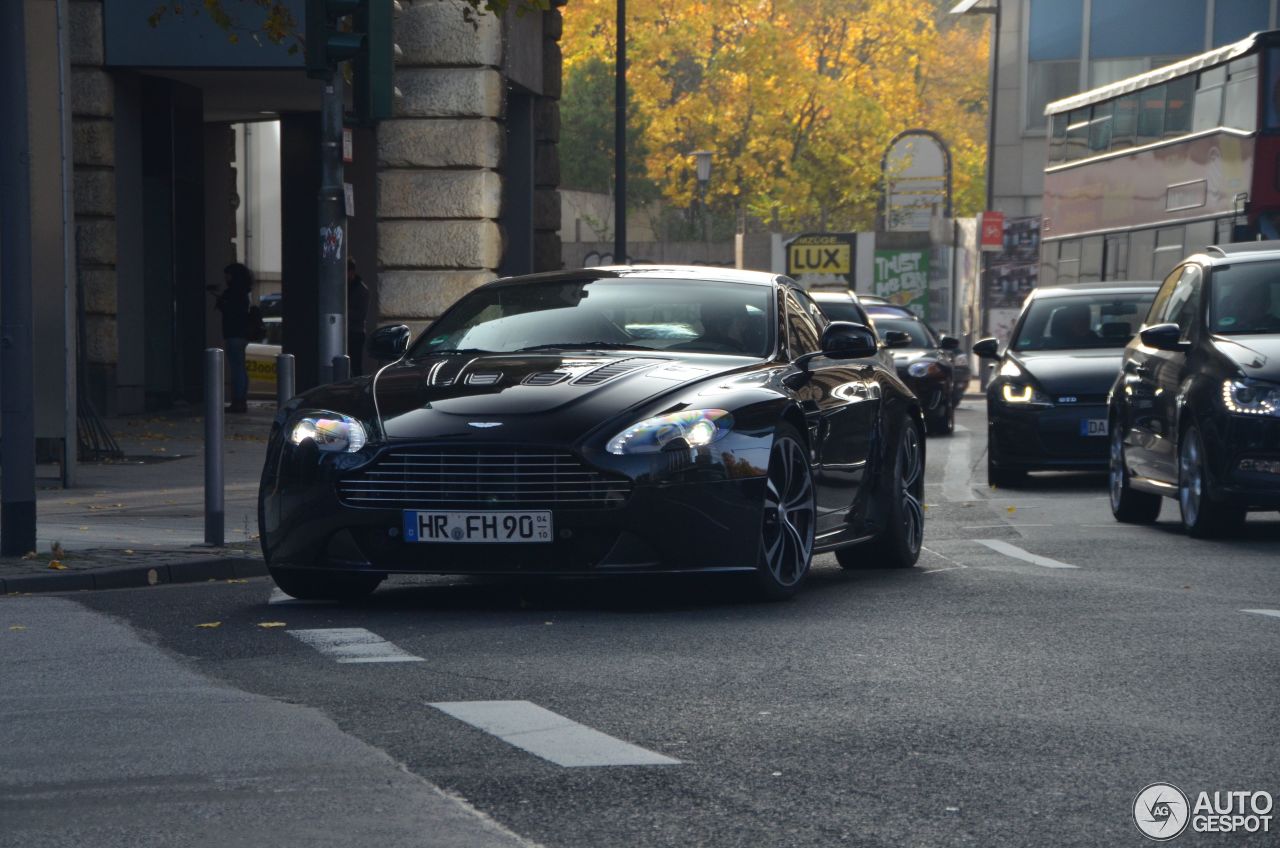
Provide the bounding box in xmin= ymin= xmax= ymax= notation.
xmin=0 ymin=402 xmax=277 ymax=594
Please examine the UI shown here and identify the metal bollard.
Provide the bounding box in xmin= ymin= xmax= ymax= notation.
xmin=276 ymin=353 xmax=295 ymax=406
xmin=332 ymin=354 xmax=350 ymax=382
xmin=204 ymin=348 xmax=225 ymax=547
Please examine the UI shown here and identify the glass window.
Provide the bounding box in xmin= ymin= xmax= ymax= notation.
xmin=1081 ymin=236 xmax=1105 ymax=282
xmin=786 ymin=294 xmax=821 ymax=357
xmin=1137 ymin=85 xmax=1167 ymax=144
xmin=1268 ymin=48 xmax=1280 ymax=129
xmin=1210 ymin=260 xmax=1280 ymax=334
xmin=1160 ymin=265 xmax=1203 ymax=337
xmin=1164 ymin=76 xmax=1195 ymax=135
xmin=1111 ymin=93 xmax=1139 ymax=150
xmin=1048 ymin=112 xmax=1069 ymax=163
xmin=1104 ymin=234 xmax=1130 ymax=281
xmin=1028 ymin=61 xmax=1082 ymax=130
xmin=1065 ymin=109 xmax=1091 ymax=160
xmin=1152 ymin=226 xmax=1186 ymax=283
xmin=1013 ymin=293 xmax=1158 ymax=351
xmin=409 ymin=277 xmax=775 ymax=358
xmin=1057 ymin=239 xmax=1081 ymax=283
xmin=1194 ymin=66 xmax=1226 ymax=132
xmin=1147 ymin=265 xmax=1183 ymax=326
xmin=1224 ymin=55 xmax=1259 ymax=131
xmin=1029 ymin=0 xmax=1084 ymax=62
xmin=1090 ymin=58 xmax=1146 ymax=88
xmin=1214 ymin=0 xmax=1270 ymax=46
xmin=1090 ymin=0 xmax=1203 ymax=59
xmin=868 ymin=316 xmax=936 ymax=348
xmin=1089 ymin=101 xmax=1114 ymax=152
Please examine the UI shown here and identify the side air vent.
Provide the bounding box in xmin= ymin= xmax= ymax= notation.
xmin=523 ymin=371 xmax=569 ymax=386
xmin=572 ymin=358 xmax=664 ymax=386
xmin=465 ymin=372 xmax=502 ymax=386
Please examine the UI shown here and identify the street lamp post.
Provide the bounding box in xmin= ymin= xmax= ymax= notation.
xmin=693 ymin=150 xmax=713 ymax=245
xmin=614 ymin=0 xmax=627 ymax=264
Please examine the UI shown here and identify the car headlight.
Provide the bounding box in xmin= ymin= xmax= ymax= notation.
xmin=998 ymin=360 xmax=1023 ymax=377
xmin=908 ymin=360 xmax=943 ymax=378
xmin=1000 ymin=382 xmax=1053 ymax=406
xmin=1222 ymin=379 xmax=1280 ymax=417
xmin=606 ymin=409 xmax=733 ymax=455
xmin=289 ymin=412 xmax=368 ymax=452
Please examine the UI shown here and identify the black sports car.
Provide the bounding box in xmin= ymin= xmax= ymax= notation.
xmin=259 ymin=267 xmax=927 ymax=601
xmin=1109 ymin=242 xmax=1280 ymax=536
xmin=973 ymin=281 xmax=1159 ymax=487
xmin=863 ymin=306 xmax=968 ymax=437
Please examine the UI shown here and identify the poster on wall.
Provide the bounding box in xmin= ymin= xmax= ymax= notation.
xmin=984 ymin=216 xmax=1041 ymax=342
xmin=786 ymin=233 xmax=857 ymax=289
xmin=873 ymin=249 xmax=930 ymax=314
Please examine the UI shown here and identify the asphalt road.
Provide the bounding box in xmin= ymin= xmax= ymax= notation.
xmin=4 ymin=402 xmax=1278 ymax=847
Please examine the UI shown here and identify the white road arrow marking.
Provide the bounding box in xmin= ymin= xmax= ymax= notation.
xmin=1241 ymin=609 xmax=1280 ymax=620
xmin=289 ymin=628 xmax=424 ymax=663
xmin=974 ymin=538 xmax=1079 ymax=569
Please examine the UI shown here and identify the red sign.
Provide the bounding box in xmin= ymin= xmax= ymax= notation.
xmin=980 ymin=211 xmax=1005 ymax=252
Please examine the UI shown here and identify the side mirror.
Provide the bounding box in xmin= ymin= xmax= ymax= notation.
xmin=819 ymin=321 xmax=879 ymax=359
xmin=368 ymin=324 xmax=411 ymax=362
xmin=1138 ymin=322 xmax=1190 ymax=352
xmin=939 ymin=335 xmax=961 ymax=351
xmin=972 ymin=337 xmax=1000 ymax=359
xmin=882 ymin=330 xmax=912 ymax=349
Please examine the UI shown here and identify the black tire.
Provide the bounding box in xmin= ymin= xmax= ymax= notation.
xmin=836 ymin=418 xmax=924 ymax=570
xmin=926 ymin=402 xmax=955 ymax=437
xmin=269 ymin=567 xmax=384 ymax=602
xmin=1108 ymin=423 xmax=1161 ymax=523
xmin=1178 ymin=423 xmax=1245 ymax=538
xmin=752 ymin=424 xmax=816 ymax=600
xmin=987 ymin=455 xmax=1026 ymax=488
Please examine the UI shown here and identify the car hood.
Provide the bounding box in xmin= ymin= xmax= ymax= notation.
xmin=370 ymin=352 xmax=755 ymax=441
xmin=1011 ymin=348 xmax=1124 ymax=396
xmin=1210 ymin=334 xmax=1279 ymax=378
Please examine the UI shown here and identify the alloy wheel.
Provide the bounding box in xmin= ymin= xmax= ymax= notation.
xmin=899 ymin=424 xmax=924 ymax=556
xmin=1180 ymin=430 xmax=1203 ymax=528
xmin=762 ymin=437 xmax=816 ymax=587
xmin=1109 ymin=427 xmax=1125 ymax=513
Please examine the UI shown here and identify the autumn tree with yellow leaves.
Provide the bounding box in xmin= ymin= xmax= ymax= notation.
xmin=562 ymin=0 xmax=989 ymax=233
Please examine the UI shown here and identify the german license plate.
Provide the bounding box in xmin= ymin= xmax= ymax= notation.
xmin=1080 ymin=419 xmax=1108 ymax=437
xmin=402 ymin=510 xmax=552 ymax=543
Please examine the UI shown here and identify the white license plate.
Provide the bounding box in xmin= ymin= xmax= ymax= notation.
xmin=402 ymin=510 xmax=553 ymax=544
xmin=1080 ymin=419 xmax=1108 ymax=437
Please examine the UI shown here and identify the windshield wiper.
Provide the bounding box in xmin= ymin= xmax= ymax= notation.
xmin=515 ymin=341 xmax=653 ymax=352
xmin=415 ymin=347 xmax=497 ymax=357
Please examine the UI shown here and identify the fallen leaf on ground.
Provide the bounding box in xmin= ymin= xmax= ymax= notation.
xmin=9 ymin=625 xmax=27 ymax=632
xmin=225 ymin=579 xmax=248 ymax=584
xmin=124 ymin=549 xmax=135 ymax=554
xmin=257 ymin=621 xmax=287 ymax=628
xmin=78 ymin=526 xmax=88 ymax=531
xmin=1006 ymin=506 xmax=1016 ymax=514
xmin=48 ymin=561 xmax=67 ymax=571
xmin=195 ymin=621 xmax=222 ymax=628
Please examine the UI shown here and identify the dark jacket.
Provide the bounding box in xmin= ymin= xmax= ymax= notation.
xmin=348 ymin=275 xmax=370 ymax=335
xmin=216 ymin=282 xmax=251 ymax=340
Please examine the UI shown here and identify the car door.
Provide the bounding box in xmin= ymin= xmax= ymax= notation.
xmin=785 ymin=290 xmax=879 ymax=535
xmin=1125 ymin=264 xmax=1201 ymax=483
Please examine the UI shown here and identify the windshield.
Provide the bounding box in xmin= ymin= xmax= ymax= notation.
xmin=1013 ymin=293 xmax=1155 ymax=351
xmin=410 ymin=278 xmax=774 ymax=358
xmin=871 ymin=317 xmax=935 ymax=348
xmin=1210 ymin=262 xmax=1280 ymax=335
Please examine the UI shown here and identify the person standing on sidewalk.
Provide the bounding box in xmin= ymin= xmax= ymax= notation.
xmin=347 ymin=258 xmax=370 ymax=377
xmin=211 ymin=262 xmax=252 ymax=413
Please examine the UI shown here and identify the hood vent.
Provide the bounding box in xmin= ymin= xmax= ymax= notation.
xmin=465 ymin=372 xmax=503 ymax=386
xmin=523 ymin=371 xmax=569 ymax=386
xmin=573 ymin=357 xmax=664 ymax=386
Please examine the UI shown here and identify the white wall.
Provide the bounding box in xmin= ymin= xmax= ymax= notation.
xmin=234 ymin=120 xmax=283 ymax=291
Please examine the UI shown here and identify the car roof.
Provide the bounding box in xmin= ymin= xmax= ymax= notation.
xmin=808 ymin=290 xmax=857 ymax=302
xmin=1195 ymin=241 xmax=1280 ymax=263
xmin=1031 ymin=281 xmax=1161 ymax=298
xmin=488 ymin=265 xmax=784 ymax=288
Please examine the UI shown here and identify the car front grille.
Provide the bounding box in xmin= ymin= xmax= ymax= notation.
xmin=336 ymin=449 xmax=631 ymax=510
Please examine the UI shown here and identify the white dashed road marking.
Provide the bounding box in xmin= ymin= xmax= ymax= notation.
xmin=974 ymin=539 xmax=1079 ymax=569
xmin=1241 ymin=609 xmax=1280 ymax=620
xmin=288 ymin=628 xmax=425 ymax=663
xmin=942 ymin=429 xmax=974 ymax=502
xmin=431 ymin=700 xmax=681 ymax=767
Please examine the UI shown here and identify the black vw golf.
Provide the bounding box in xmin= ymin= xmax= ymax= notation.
xmin=974 ymin=282 xmax=1159 ymax=486
xmin=1109 ymin=242 xmax=1280 ymax=536
xmin=259 ymin=267 xmax=927 ymax=601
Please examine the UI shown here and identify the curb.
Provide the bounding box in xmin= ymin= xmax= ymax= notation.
xmin=1 ymin=557 xmax=267 ymax=595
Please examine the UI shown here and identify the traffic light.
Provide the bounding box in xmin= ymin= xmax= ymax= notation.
xmin=305 ymin=0 xmax=363 ymax=79
xmin=306 ymin=0 xmax=400 ymax=122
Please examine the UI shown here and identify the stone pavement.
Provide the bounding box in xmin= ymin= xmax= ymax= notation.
xmin=0 ymin=402 xmax=277 ymax=594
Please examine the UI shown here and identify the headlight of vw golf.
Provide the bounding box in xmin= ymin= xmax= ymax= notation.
xmin=607 ymin=409 xmax=733 ymax=455
xmin=1222 ymin=379 xmax=1280 ymax=417
xmin=1000 ymin=382 xmax=1053 ymax=406
xmin=289 ymin=411 xmax=368 ymax=452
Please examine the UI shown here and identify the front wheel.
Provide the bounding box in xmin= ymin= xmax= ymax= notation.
xmin=1109 ymin=424 xmax=1161 ymax=523
xmin=836 ymin=418 xmax=924 ymax=570
xmin=269 ymin=567 xmax=384 ymax=602
xmin=926 ymin=402 xmax=955 ymax=437
xmin=752 ymin=425 xmax=816 ymax=600
xmin=1178 ymin=423 xmax=1245 ymax=538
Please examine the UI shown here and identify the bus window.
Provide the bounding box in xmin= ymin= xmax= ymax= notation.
xmin=1153 ymin=226 xmax=1185 ymax=280
xmin=1111 ymin=93 xmax=1138 ymax=150
xmin=1137 ymin=85 xmax=1166 ymax=145
xmin=1165 ymin=76 xmax=1195 ymax=136
xmin=1224 ymin=55 xmax=1259 ymax=132
xmin=1066 ymin=109 xmax=1090 ymax=160
xmin=1089 ymin=101 xmax=1114 ymax=152
xmin=1268 ymin=48 xmax=1280 ymax=129
xmin=1193 ymin=65 xmax=1226 ymax=133
xmin=1048 ymin=113 xmax=1068 ymax=164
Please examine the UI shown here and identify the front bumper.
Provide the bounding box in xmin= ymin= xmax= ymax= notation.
xmin=260 ymin=440 xmax=768 ymax=575
xmin=1207 ymin=415 xmax=1280 ymax=509
xmin=988 ymin=398 xmax=1111 ymax=470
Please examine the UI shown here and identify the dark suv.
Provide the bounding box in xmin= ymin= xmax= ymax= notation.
xmin=1108 ymin=242 xmax=1280 ymax=536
